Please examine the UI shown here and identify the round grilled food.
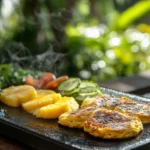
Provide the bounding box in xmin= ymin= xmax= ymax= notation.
xmin=84 ymin=108 xmax=143 ymax=139
xmin=115 ymin=103 xmax=150 ymax=124
xmin=58 ymin=106 xmax=96 ymax=128
xmin=81 ymin=96 xmax=134 ymax=109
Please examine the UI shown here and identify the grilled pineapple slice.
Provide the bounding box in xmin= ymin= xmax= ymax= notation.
xmin=22 ymin=93 xmax=61 ymax=112
xmin=33 ymin=97 xmax=79 ymax=119
xmin=0 ymin=85 xmax=37 ymax=107
xmin=36 ymin=90 xmax=56 ymax=96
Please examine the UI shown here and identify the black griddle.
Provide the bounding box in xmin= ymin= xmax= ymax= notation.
xmin=1 ymin=87 xmax=150 ymax=150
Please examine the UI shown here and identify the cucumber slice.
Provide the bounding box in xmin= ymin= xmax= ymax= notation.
xmin=75 ymin=91 xmax=102 ymax=105
xmin=80 ymin=87 xmax=99 ymax=93
xmin=59 ymin=88 xmax=80 ymax=96
xmin=74 ymin=96 xmax=86 ymax=105
xmin=58 ymin=78 xmax=81 ymax=91
xmin=79 ymin=80 xmax=97 ymax=88
xmin=79 ymin=91 xmax=100 ymax=96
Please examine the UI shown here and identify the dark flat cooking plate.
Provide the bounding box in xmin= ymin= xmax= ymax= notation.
xmin=1 ymin=87 xmax=150 ymax=150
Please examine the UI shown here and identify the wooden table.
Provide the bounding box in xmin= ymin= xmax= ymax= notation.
xmin=1 ymin=70 xmax=150 ymax=150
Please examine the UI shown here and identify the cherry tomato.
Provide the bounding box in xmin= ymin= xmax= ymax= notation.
xmin=25 ymin=76 xmax=40 ymax=88
xmin=45 ymin=76 xmax=69 ymax=89
xmin=39 ymin=72 xmax=56 ymax=88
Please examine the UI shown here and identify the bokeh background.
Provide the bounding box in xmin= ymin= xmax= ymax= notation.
xmin=0 ymin=0 xmax=150 ymax=88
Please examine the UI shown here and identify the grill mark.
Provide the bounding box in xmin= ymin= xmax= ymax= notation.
xmin=70 ymin=107 xmax=96 ymax=116
xmin=83 ymin=96 xmax=135 ymax=109
xmin=117 ymin=103 xmax=150 ymax=115
xmin=92 ymin=110 xmax=130 ymax=124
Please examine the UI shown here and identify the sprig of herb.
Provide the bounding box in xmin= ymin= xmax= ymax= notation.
xmin=0 ymin=64 xmax=42 ymax=89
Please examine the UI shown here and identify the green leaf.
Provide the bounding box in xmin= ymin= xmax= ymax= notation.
xmin=117 ymin=1 xmax=150 ymax=29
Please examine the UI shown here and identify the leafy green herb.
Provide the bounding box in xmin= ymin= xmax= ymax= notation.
xmin=0 ymin=64 xmax=42 ymax=89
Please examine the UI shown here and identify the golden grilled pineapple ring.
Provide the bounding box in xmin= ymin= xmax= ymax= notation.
xmin=84 ymin=108 xmax=143 ymax=139
xmin=22 ymin=93 xmax=62 ymax=112
xmin=33 ymin=97 xmax=79 ymax=119
xmin=58 ymin=106 xmax=96 ymax=129
xmin=0 ymin=85 xmax=37 ymax=107
xmin=36 ymin=89 xmax=56 ymax=96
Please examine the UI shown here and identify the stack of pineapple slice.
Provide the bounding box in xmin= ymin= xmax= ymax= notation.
xmin=0 ymin=85 xmax=79 ymax=119
xmin=33 ymin=97 xmax=79 ymax=119
xmin=0 ymin=85 xmax=37 ymax=107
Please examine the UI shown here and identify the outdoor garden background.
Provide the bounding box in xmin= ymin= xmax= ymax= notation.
xmin=0 ymin=0 xmax=150 ymax=89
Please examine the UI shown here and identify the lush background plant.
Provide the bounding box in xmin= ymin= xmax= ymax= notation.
xmin=0 ymin=0 xmax=150 ymax=88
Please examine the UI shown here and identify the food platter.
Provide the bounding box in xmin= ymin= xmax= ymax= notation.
xmin=1 ymin=87 xmax=150 ymax=150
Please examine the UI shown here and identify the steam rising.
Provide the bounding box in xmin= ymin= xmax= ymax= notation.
xmin=0 ymin=42 xmax=66 ymax=76
xmin=31 ymin=47 xmax=65 ymax=75
xmin=0 ymin=2 xmax=72 ymax=77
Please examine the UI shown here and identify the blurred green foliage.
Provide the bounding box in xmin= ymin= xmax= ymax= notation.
xmin=0 ymin=64 xmax=42 ymax=89
xmin=117 ymin=0 xmax=150 ymax=29
xmin=64 ymin=23 xmax=150 ymax=81
xmin=0 ymin=0 xmax=150 ymax=86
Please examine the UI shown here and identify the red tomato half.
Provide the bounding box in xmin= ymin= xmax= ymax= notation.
xmin=39 ymin=72 xmax=56 ymax=89
xmin=25 ymin=76 xmax=40 ymax=88
xmin=45 ymin=76 xmax=68 ymax=89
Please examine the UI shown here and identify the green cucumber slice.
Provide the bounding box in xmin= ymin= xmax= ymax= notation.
xmin=59 ymin=88 xmax=80 ymax=96
xmin=58 ymin=78 xmax=81 ymax=91
xmin=79 ymin=91 xmax=100 ymax=96
xmin=75 ymin=91 xmax=102 ymax=105
xmin=79 ymin=80 xmax=97 ymax=88
xmin=74 ymin=95 xmax=87 ymax=105
xmin=80 ymin=87 xmax=99 ymax=93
